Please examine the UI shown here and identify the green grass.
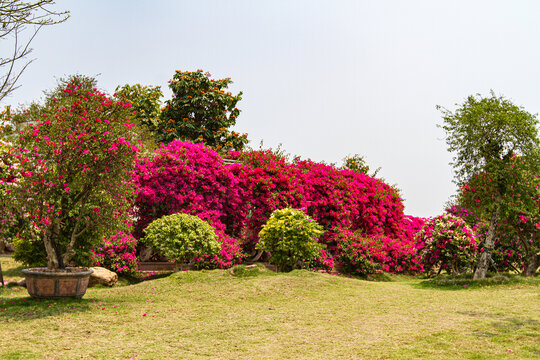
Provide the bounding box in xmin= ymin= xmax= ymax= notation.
xmin=1 ymin=258 xmax=539 ymax=359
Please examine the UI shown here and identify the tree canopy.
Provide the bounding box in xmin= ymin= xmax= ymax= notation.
xmin=439 ymin=91 xmax=540 ymax=278
xmin=439 ymin=91 xmax=540 ymax=191
xmin=158 ymin=70 xmax=248 ymax=153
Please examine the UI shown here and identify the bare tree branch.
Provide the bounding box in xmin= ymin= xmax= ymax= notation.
xmin=0 ymin=1 xmax=69 ymax=103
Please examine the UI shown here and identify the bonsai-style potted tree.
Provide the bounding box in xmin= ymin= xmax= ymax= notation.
xmin=7 ymin=76 xmax=141 ymax=298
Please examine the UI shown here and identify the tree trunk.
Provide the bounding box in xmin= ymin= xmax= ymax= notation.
xmin=526 ymin=253 xmax=539 ymax=277
xmin=474 ymin=197 xmax=501 ymax=280
xmin=43 ymin=220 xmax=64 ymax=270
xmin=43 ymin=231 xmax=60 ymax=269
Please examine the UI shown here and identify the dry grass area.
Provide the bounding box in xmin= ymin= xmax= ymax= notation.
xmin=1 ymin=256 xmax=539 ymax=360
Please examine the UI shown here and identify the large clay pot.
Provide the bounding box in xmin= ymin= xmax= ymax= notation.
xmin=21 ymin=267 xmax=94 ymax=299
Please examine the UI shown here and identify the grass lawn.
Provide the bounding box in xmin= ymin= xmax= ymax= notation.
xmin=1 ymin=256 xmax=539 ymax=360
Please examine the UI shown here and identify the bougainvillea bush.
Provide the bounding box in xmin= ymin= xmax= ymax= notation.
xmin=257 ymin=208 xmax=325 ymax=271
xmin=225 ymin=150 xmax=421 ymax=254
xmin=9 ymin=75 xmax=141 ymax=269
xmin=133 ymin=140 xmax=245 ymax=238
xmin=332 ymin=229 xmax=380 ymax=275
xmin=226 ymin=150 xmax=306 ymax=252
xmin=134 ymin=141 xmax=429 ymax=274
xmin=331 ymin=228 xmax=422 ymax=275
xmin=415 ymin=214 xmax=477 ymax=275
xmin=91 ymin=232 xmax=138 ymax=275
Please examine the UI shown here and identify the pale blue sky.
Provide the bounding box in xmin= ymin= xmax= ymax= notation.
xmin=3 ymin=0 xmax=540 ymax=217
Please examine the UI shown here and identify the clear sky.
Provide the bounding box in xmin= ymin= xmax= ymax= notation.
xmin=2 ymin=0 xmax=540 ymax=217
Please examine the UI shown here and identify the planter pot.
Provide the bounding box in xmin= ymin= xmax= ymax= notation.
xmin=21 ymin=267 xmax=94 ymax=299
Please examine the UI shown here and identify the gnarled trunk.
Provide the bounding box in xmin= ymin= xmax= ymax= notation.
xmin=43 ymin=231 xmax=60 ymax=269
xmin=474 ymin=196 xmax=501 ymax=280
xmin=43 ymin=220 xmax=64 ymax=270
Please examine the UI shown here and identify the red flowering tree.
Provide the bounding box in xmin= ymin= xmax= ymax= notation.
xmin=158 ymin=70 xmax=248 ymax=153
xmin=10 ymin=76 xmax=141 ymax=269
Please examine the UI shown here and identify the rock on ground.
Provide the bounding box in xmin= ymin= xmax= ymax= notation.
xmin=88 ymin=267 xmax=118 ymax=287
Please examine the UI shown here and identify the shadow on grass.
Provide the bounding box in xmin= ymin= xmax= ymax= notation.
xmin=0 ymin=263 xmax=25 ymax=278
xmin=415 ymin=272 xmax=539 ymax=290
xmin=463 ymin=310 xmax=540 ymax=350
xmin=0 ymin=289 xmax=96 ymax=323
xmin=119 ymin=271 xmax=174 ymax=286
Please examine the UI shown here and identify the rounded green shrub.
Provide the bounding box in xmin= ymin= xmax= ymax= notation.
xmin=143 ymin=213 xmax=221 ymax=268
xmin=12 ymin=237 xmax=47 ymax=267
xmin=257 ymin=207 xmax=325 ymax=271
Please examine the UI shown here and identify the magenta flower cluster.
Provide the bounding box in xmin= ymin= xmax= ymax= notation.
xmin=91 ymin=232 xmax=138 ymax=275
xmin=415 ymin=214 xmax=477 ymax=274
xmin=331 ymin=229 xmax=423 ymax=275
xmin=133 ymin=140 xmax=428 ymax=274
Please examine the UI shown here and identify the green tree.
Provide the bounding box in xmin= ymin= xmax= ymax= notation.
xmin=115 ymin=83 xmax=163 ymax=138
xmin=159 ymin=69 xmax=248 ymax=153
xmin=342 ymin=154 xmax=380 ymax=177
xmin=438 ymin=91 xmax=540 ymax=279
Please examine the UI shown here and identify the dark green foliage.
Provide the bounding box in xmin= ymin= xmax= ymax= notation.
xmin=12 ymin=237 xmax=46 ymax=267
xmin=158 ymin=70 xmax=248 ymax=153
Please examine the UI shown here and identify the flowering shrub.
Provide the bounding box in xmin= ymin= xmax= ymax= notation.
xmin=135 ymin=142 xmax=427 ymax=275
xmin=333 ymin=230 xmax=380 ymax=275
xmin=133 ymin=140 xmax=245 ymax=239
xmin=227 ymin=150 xmax=306 ymax=252
xmin=257 ymin=208 xmax=325 ymax=271
xmin=9 ymin=75 xmax=140 ymax=269
xmin=331 ymin=229 xmax=422 ymax=275
xmin=143 ymin=213 xmax=221 ymax=269
xmin=226 ymin=151 xmax=417 ymax=253
xmin=214 ymin=230 xmax=245 ymax=269
xmin=91 ymin=232 xmax=138 ymax=275
xmin=416 ymin=214 xmax=477 ymax=275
